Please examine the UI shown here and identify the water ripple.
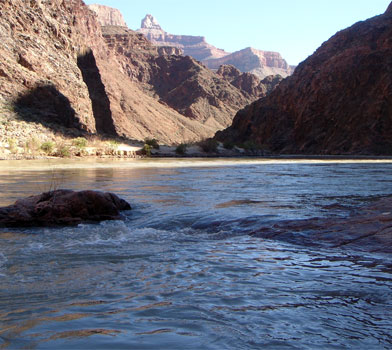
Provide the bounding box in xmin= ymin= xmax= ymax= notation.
xmin=0 ymin=161 xmax=392 ymax=349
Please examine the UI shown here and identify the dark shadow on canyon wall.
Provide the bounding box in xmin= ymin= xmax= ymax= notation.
xmin=13 ymin=83 xmax=84 ymax=134
xmin=77 ymin=49 xmax=117 ymax=136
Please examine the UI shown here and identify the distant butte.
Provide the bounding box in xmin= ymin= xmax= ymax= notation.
xmin=137 ymin=14 xmax=294 ymax=79
xmin=137 ymin=14 xmax=229 ymax=62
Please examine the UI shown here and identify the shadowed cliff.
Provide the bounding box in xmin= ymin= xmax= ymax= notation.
xmin=77 ymin=50 xmax=117 ymax=136
xmin=216 ymin=3 xmax=392 ymax=155
xmin=13 ymin=84 xmax=82 ymax=132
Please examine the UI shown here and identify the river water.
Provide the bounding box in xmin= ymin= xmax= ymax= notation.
xmin=0 ymin=158 xmax=391 ymax=349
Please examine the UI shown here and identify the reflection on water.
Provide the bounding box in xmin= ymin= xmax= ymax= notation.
xmin=0 ymin=159 xmax=391 ymax=349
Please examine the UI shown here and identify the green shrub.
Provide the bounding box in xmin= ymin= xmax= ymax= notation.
xmin=142 ymin=144 xmax=152 ymax=157
xmin=7 ymin=138 xmax=18 ymax=153
xmin=24 ymin=137 xmax=40 ymax=154
xmin=108 ymin=140 xmax=119 ymax=146
xmin=72 ymin=137 xmax=88 ymax=149
xmin=57 ymin=145 xmax=71 ymax=157
xmin=199 ymin=139 xmax=218 ymax=153
xmin=175 ymin=143 xmax=187 ymax=155
xmin=105 ymin=140 xmax=119 ymax=155
xmin=41 ymin=141 xmax=55 ymax=155
xmin=144 ymin=138 xmax=160 ymax=150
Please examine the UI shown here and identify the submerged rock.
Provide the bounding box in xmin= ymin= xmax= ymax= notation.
xmin=251 ymin=196 xmax=392 ymax=253
xmin=0 ymin=190 xmax=131 ymax=227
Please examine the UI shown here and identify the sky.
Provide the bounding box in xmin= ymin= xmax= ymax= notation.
xmin=83 ymin=0 xmax=391 ymax=65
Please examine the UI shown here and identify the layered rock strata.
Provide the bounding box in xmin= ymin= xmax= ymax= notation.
xmin=217 ymin=4 xmax=392 ymax=155
xmin=137 ymin=14 xmax=229 ymax=61
xmin=88 ymin=4 xmax=127 ymax=27
xmin=204 ymin=47 xmax=295 ymax=78
xmin=137 ymin=14 xmax=294 ymax=78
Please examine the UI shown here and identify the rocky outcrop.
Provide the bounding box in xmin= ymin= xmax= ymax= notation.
xmin=260 ymin=74 xmax=285 ymax=93
xmin=216 ymin=65 xmax=283 ymax=98
xmin=0 ymin=0 xmax=101 ymax=134
xmin=137 ymin=14 xmax=229 ymax=61
xmin=217 ymin=65 xmax=266 ymax=97
xmin=140 ymin=13 xmax=161 ymax=30
xmin=217 ymin=4 xmax=392 ymax=155
xmin=158 ymin=46 xmax=183 ymax=56
xmin=0 ymin=190 xmax=131 ymax=227
xmin=88 ymin=4 xmax=127 ymax=27
xmin=204 ymin=47 xmax=294 ymax=79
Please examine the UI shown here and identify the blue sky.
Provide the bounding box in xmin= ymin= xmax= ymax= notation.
xmin=84 ymin=0 xmax=390 ymax=65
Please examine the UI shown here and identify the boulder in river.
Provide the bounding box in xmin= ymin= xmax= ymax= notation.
xmin=0 ymin=190 xmax=131 ymax=227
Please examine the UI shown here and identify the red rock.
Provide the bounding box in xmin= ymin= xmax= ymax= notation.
xmin=216 ymin=65 xmax=283 ymax=98
xmin=0 ymin=0 xmax=101 ymax=133
xmin=101 ymin=26 xmax=257 ymax=132
xmin=0 ymin=0 xmax=265 ymax=145
xmin=0 ymin=190 xmax=131 ymax=227
xmin=217 ymin=3 xmax=392 ymax=155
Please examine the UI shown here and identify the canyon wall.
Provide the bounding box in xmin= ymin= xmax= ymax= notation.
xmin=101 ymin=26 xmax=262 ymax=132
xmin=1 ymin=0 xmax=273 ymax=146
xmin=216 ymin=4 xmax=392 ymax=155
xmin=0 ymin=0 xmax=208 ymax=143
xmin=0 ymin=0 xmax=102 ymax=134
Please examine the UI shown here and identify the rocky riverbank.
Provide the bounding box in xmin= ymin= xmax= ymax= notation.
xmin=0 ymin=108 xmax=143 ymax=160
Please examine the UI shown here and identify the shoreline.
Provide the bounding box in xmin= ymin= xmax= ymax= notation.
xmin=1 ymin=155 xmax=392 ymax=172
xmin=2 ymin=149 xmax=392 ymax=162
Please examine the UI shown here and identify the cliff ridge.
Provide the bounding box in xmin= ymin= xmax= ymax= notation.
xmin=137 ymin=14 xmax=293 ymax=78
xmin=216 ymin=3 xmax=392 ymax=155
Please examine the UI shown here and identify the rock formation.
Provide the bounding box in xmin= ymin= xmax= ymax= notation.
xmin=89 ymin=4 xmax=127 ymax=27
xmin=140 ymin=13 xmax=162 ymax=31
xmin=204 ymin=47 xmax=295 ymax=79
xmin=137 ymin=14 xmax=229 ymax=61
xmin=0 ymin=0 xmax=100 ymax=134
xmin=101 ymin=26 xmax=254 ymax=131
xmin=216 ymin=65 xmax=283 ymax=98
xmin=137 ymin=14 xmax=294 ymax=78
xmin=1 ymin=0 xmax=271 ymax=146
xmin=217 ymin=4 xmax=392 ymax=155
xmin=0 ymin=190 xmax=131 ymax=227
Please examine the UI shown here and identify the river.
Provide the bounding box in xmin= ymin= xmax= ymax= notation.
xmin=0 ymin=158 xmax=391 ymax=349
